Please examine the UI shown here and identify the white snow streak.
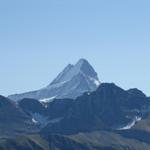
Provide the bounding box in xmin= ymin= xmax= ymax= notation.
xmin=31 ymin=112 xmax=64 ymax=128
xmin=31 ymin=113 xmax=49 ymax=128
xmin=39 ymin=96 xmax=57 ymax=103
xmin=118 ymin=116 xmax=142 ymax=130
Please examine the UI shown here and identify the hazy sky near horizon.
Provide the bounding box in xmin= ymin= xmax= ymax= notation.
xmin=0 ymin=0 xmax=150 ymax=96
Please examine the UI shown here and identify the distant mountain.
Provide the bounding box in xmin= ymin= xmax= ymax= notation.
xmin=8 ymin=59 xmax=100 ymax=101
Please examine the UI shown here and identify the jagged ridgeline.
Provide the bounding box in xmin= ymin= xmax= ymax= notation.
xmin=8 ymin=59 xmax=100 ymax=102
xmin=0 ymin=59 xmax=150 ymax=150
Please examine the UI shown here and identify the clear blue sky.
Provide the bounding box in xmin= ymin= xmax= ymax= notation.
xmin=0 ymin=0 xmax=150 ymax=96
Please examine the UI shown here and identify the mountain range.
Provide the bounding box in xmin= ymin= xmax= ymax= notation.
xmin=0 ymin=59 xmax=150 ymax=150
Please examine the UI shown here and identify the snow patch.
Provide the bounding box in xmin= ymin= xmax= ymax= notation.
xmin=87 ymin=92 xmax=91 ymax=95
xmin=88 ymin=76 xmax=100 ymax=87
xmin=32 ymin=118 xmax=38 ymax=124
xmin=94 ymin=80 xmax=101 ymax=87
xmin=118 ymin=116 xmax=142 ymax=130
xmin=31 ymin=112 xmax=64 ymax=128
xmin=39 ymin=96 xmax=57 ymax=103
xmin=31 ymin=113 xmax=49 ymax=128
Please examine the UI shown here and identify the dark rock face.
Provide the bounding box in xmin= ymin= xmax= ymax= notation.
xmin=14 ymin=83 xmax=150 ymax=137
xmin=0 ymin=96 xmax=37 ymax=137
xmin=1 ymin=83 xmax=150 ymax=150
xmin=127 ymin=88 xmax=146 ymax=98
xmin=19 ymin=98 xmax=45 ymax=114
xmin=40 ymin=83 xmax=150 ymax=135
xmin=19 ymin=98 xmax=74 ymax=120
xmin=45 ymin=99 xmax=74 ymax=119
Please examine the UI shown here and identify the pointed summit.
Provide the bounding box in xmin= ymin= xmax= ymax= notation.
xmin=9 ymin=59 xmax=101 ymax=101
xmin=75 ymin=58 xmax=93 ymax=72
xmin=76 ymin=58 xmax=89 ymax=66
xmin=49 ymin=58 xmax=99 ymax=88
xmin=75 ymin=59 xmax=94 ymax=71
xmin=76 ymin=58 xmax=98 ymax=79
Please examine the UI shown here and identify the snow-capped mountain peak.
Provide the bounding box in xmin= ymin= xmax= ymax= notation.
xmin=49 ymin=58 xmax=99 ymax=87
xmin=8 ymin=59 xmax=100 ymax=101
xmin=76 ymin=58 xmax=89 ymax=68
